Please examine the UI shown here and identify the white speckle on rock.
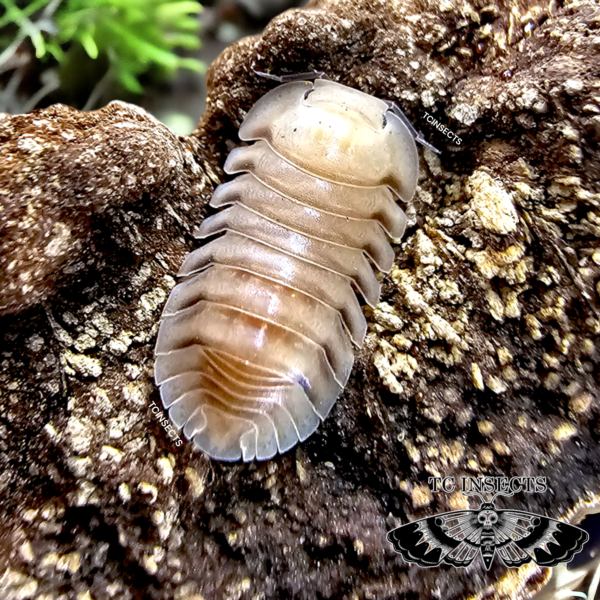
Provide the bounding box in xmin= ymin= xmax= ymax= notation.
xmin=66 ymin=416 xmax=96 ymax=453
xmin=51 ymin=322 xmax=74 ymax=346
xmin=67 ymin=456 xmax=93 ymax=478
xmin=100 ymin=445 xmax=124 ymax=463
xmin=124 ymin=363 xmax=142 ymax=380
xmin=471 ymin=363 xmax=484 ymax=390
xmin=485 ymin=288 xmax=505 ymax=322
xmin=131 ymin=263 xmax=153 ymax=288
xmin=17 ymin=136 xmax=44 ymax=154
xmin=487 ymin=375 xmax=508 ymax=394
xmin=426 ymin=310 xmax=463 ymax=346
xmin=82 ymin=302 xmax=99 ymax=315
xmin=107 ymin=416 xmax=126 ymax=439
xmin=412 ymin=485 xmax=433 ymax=508
xmin=72 ymin=481 xmax=99 ymax=506
xmin=157 ymin=455 xmax=175 ymax=484
xmin=515 ymin=87 xmax=541 ymax=111
xmin=90 ymin=313 xmax=114 ymax=336
xmin=39 ymin=552 xmax=59 ymax=569
xmin=467 ymin=171 xmax=519 ymax=234
xmin=138 ymin=287 xmax=167 ymax=317
xmin=124 ymin=173 xmax=137 ymax=187
xmin=421 ymin=89 xmax=436 ymax=107
xmin=399 ymin=89 xmax=418 ymax=102
xmin=21 ymin=509 xmax=39 ymax=523
xmin=18 ymin=541 xmax=35 ymax=563
xmin=372 ymin=302 xmax=404 ymax=331
xmin=142 ymin=554 xmax=158 ymax=575
xmin=27 ymin=335 xmax=44 ymax=352
xmin=90 ymin=387 xmax=112 ymax=416
xmin=372 ymin=350 xmax=404 ymax=395
xmin=561 ymin=123 xmax=580 ymax=142
xmin=0 ymin=569 xmax=38 ymax=599
xmin=74 ymin=334 xmax=96 ymax=352
xmin=139 ymin=482 xmax=158 ymax=504
xmin=44 ymin=222 xmax=71 ymax=258
xmin=563 ymin=79 xmax=584 ymax=95
xmin=162 ymin=274 xmax=176 ymax=290
xmin=62 ymin=311 xmax=78 ymax=325
xmin=118 ymin=482 xmax=132 ymax=502
xmin=553 ymin=422 xmax=577 ymax=441
xmin=184 ymin=467 xmax=205 ymax=499
xmin=63 ymin=350 xmax=102 ymax=378
xmin=525 ymin=314 xmax=543 ymax=340
xmin=122 ymin=382 xmax=150 ymax=408
xmin=448 ymin=102 xmax=480 ymax=125
xmin=57 ymin=552 xmax=81 ymax=574
xmin=152 ymin=510 xmax=165 ymax=526
xmin=107 ymin=331 xmax=133 ymax=355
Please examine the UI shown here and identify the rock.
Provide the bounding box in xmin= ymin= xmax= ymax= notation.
xmin=0 ymin=102 xmax=206 ymax=316
xmin=1 ymin=0 xmax=600 ymax=599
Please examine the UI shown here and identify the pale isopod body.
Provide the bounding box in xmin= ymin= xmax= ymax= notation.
xmin=154 ymin=78 xmax=419 ymax=461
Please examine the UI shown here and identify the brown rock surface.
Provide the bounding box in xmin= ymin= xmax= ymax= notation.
xmin=1 ymin=0 xmax=599 ymax=599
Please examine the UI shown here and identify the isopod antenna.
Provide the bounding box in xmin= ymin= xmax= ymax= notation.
xmin=384 ymin=100 xmax=441 ymax=154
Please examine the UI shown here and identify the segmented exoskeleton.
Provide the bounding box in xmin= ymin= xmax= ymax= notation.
xmin=154 ymin=72 xmax=426 ymax=461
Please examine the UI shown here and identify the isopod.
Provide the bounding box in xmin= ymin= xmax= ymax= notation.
xmin=154 ymin=71 xmax=431 ymax=461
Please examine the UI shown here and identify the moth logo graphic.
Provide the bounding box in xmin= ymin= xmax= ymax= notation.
xmin=387 ymin=489 xmax=588 ymax=570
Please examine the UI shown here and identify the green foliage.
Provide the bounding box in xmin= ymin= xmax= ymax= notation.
xmin=0 ymin=0 xmax=61 ymax=62
xmin=55 ymin=0 xmax=205 ymax=93
xmin=0 ymin=0 xmax=205 ymax=94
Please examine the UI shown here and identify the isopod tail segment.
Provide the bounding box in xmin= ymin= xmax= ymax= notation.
xmin=253 ymin=68 xmax=440 ymax=154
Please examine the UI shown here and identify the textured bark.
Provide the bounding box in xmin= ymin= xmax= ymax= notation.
xmin=1 ymin=0 xmax=599 ymax=599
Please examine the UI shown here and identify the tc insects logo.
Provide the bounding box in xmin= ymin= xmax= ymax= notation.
xmin=387 ymin=482 xmax=588 ymax=570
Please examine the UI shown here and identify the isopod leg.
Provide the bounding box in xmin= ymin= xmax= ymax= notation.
xmin=384 ymin=100 xmax=440 ymax=154
xmin=252 ymin=69 xmax=331 ymax=82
